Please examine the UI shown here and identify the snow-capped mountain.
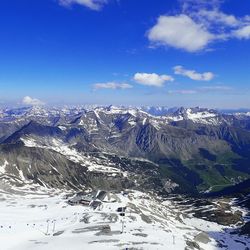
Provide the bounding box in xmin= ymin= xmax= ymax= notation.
xmin=141 ymin=106 xmax=178 ymax=116
xmin=1 ymin=105 xmax=250 ymax=191
xmin=167 ymin=107 xmax=219 ymax=123
xmin=1 ymin=105 xmax=250 ymax=249
xmin=0 ymin=106 xmax=250 ymax=249
xmin=3 ymin=105 xmax=250 ymax=127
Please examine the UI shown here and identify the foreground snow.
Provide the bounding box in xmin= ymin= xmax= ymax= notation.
xmin=0 ymin=186 xmax=249 ymax=250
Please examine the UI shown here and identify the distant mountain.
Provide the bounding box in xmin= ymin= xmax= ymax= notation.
xmin=141 ymin=106 xmax=178 ymax=116
xmin=219 ymin=108 xmax=250 ymax=114
xmin=1 ymin=105 xmax=250 ymax=194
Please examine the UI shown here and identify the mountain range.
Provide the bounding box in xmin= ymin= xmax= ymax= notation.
xmin=1 ymin=105 xmax=250 ymax=195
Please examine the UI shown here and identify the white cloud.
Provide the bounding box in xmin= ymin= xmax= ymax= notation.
xmin=22 ymin=96 xmax=44 ymax=106
xmin=234 ymin=25 xmax=250 ymax=39
xmin=93 ymin=82 xmax=133 ymax=90
xmin=148 ymin=15 xmax=214 ymax=52
xmin=133 ymin=72 xmax=174 ymax=87
xmin=59 ymin=0 xmax=108 ymax=10
xmin=148 ymin=1 xmax=250 ymax=52
xmin=197 ymin=10 xmax=239 ymax=27
xmin=174 ymin=66 xmax=214 ymax=81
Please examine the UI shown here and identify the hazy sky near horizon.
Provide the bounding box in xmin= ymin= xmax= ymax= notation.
xmin=0 ymin=0 xmax=250 ymax=108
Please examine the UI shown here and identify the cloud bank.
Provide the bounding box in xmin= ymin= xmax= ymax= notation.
xmin=22 ymin=96 xmax=45 ymax=106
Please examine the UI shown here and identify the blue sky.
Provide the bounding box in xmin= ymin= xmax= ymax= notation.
xmin=0 ymin=0 xmax=250 ymax=108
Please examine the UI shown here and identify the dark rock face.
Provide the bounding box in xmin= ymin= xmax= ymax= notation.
xmin=185 ymin=240 xmax=201 ymax=250
xmin=194 ymin=207 xmax=242 ymax=226
xmin=0 ymin=140 xmax=170 ymax=195
xmin=172 ymin=197 xmax=243 ymax=226
xmin=240 ymin=222 xmax=250 ymax=236
xmin=0 ymin=143 xmax=88 ymax=190
xmin=4 ymin=121 xmax=63 ymax=144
